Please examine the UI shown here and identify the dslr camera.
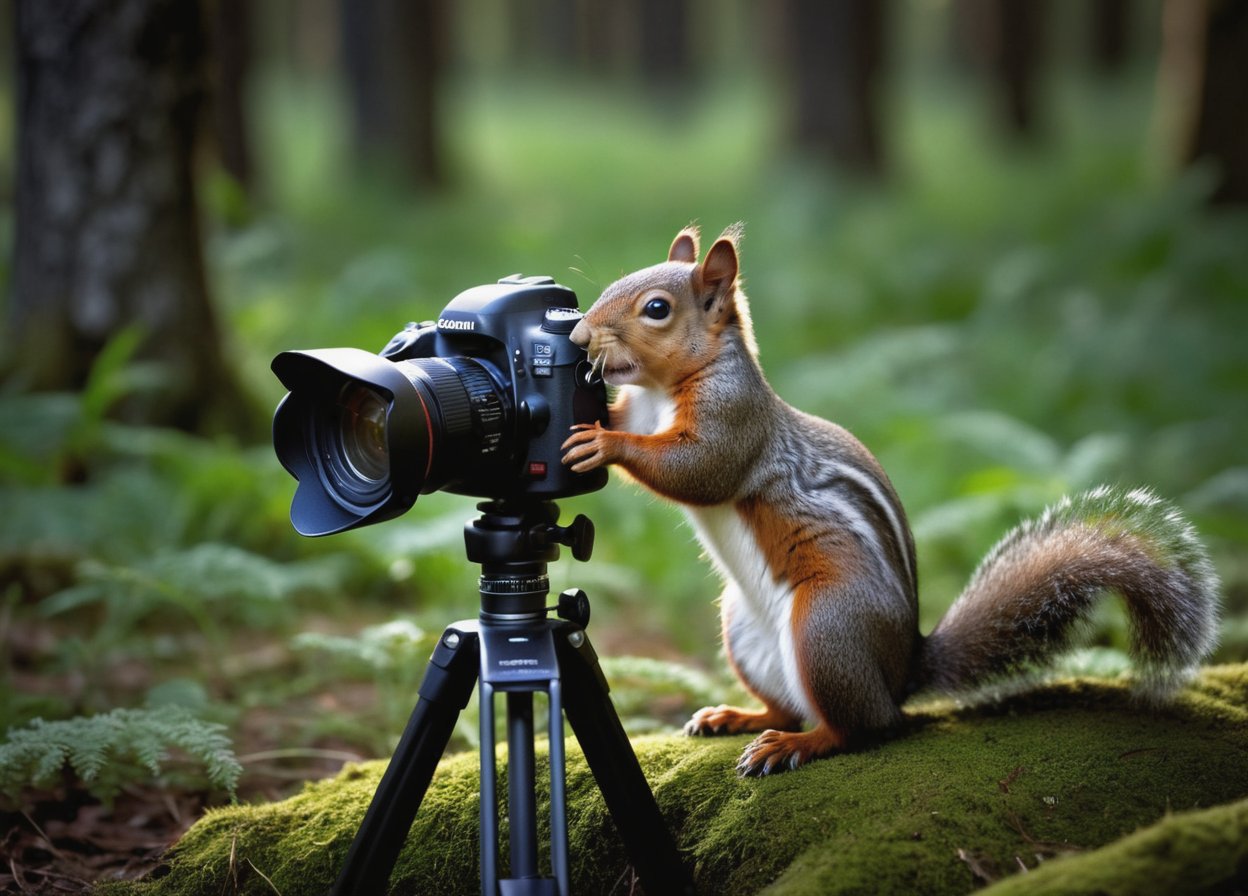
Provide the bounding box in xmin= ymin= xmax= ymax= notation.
xmin=272 ymin=275 xmax=609 ymax=536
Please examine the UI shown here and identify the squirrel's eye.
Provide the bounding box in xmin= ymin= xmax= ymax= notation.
xmin=643 ymin=298 xmax=671 ymax=320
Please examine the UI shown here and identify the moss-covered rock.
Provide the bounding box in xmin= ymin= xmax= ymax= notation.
xmin=976 ymin=796 xmax=1248 ymax=896
xmin=101 ymin=665 xmax=1248 ymax=895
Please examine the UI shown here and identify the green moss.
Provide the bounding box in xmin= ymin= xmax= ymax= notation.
xmin=977 ymin=796 xmax=1248 ymax=896
xmin=101 ymin=665 xmax=1248 ymax=895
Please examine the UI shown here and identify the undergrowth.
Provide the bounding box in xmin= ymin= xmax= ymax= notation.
xmin=1 ymin=65 xmax=1246 ymax=818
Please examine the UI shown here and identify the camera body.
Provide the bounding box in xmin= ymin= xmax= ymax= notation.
xmin=272 ymin=275 xmax=609 ymax=536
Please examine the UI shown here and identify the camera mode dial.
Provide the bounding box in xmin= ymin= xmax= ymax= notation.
xmin=541 ymin=307 xmax=581 ymax=334
xmin=498 ymin=274 xmax=556 ymax=286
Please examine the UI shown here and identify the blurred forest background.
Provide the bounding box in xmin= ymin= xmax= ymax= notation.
xmin=2 ymin=0 xmax=1247 ymax=889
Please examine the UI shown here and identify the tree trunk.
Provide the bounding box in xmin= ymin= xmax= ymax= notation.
xmin=638 ymin=0 xmax=692 ymax=93
xmin=954 ymin=0 xmax=1048 ymax=139
xmin=10 ymin=0 xmax=241 ymax=432
xmin=1162 ymin=0 xmax=1248 ymax=204
xmin=787 ymin=0 xmax=888 ymax=177
xmin=1090 ymin=0 xmax=1131 ymax=73
xmin=209 ymin=0 xmax=254 ymax=194
xmin=339 ymin=0 xmax=445 ymax=189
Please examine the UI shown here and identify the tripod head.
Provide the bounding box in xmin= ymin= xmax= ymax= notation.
xmin=465 ymin=499 xmax=595 ymax=621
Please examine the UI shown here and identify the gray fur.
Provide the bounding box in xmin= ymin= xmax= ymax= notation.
xmin=918 ymin=486 xmax=1221 ymax=698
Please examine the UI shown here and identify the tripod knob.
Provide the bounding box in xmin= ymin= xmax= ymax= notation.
xmin=547 ymin=513 xmax=595 ymax=563
xmin=557 ymin=588 xmax=591 ymax=627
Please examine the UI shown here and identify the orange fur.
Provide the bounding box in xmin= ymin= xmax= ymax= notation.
xmin=736 ymin=496 xmax=861 ymax=591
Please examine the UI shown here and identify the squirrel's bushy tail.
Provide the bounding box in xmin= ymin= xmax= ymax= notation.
xmin=916 ymin=486 xmax=1220 ymax=698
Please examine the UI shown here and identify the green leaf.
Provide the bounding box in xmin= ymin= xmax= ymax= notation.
xmin=0 ymin=707 xmax=241 ymax=803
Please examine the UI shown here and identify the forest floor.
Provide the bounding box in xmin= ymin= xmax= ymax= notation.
xmin=2 ymin=785 xmax=206 ymax=893
xmin=0 ymin=615 xmax=370 ymax=894
xmin=0 ymin=611 xmax=692 ymax=893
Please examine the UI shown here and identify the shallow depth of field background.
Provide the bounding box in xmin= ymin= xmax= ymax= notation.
xmin=1 ymin=1 xmax=1246 ymax=879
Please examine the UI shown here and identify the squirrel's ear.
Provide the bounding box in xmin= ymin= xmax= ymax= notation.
xmin=668 ymin=226 xmax=700 ymax=263
xmin=699 ymin=236 xmax=738 ymax=316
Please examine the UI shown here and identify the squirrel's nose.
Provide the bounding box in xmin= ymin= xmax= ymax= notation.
xmin=570 ymin=319 xmax=591 ymax=348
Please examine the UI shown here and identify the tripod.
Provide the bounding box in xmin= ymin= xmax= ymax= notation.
xmin=329 ymin=499 xmax=696 ymax=896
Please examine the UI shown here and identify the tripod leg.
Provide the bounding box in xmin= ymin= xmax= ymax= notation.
xmin=555 ymin=628 xmax=696 ymax=895
xmin=480 ymin=681 xmax=499 ymax=894
xmin=331 ymin=624 xmax=480 ymax=896
xmin=547 ymin=679 xmax=569 ymax=892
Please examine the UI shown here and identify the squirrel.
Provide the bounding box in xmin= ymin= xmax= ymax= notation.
xmin=560 ymin=223 xmax=1221 ymax=777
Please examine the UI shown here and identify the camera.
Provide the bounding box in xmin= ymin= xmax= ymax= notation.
xmin=271 ymin=275 xmax=609 ymax=537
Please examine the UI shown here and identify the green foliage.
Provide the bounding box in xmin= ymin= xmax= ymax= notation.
xmin=293 ymin=618 xmax=431 ymax=677
xmin=0 ymin=707 xmax=241 ymax=805
xmin=48 ymin=544 xmax=340 ymax=636
xmin=3 ymin=63 xmax=1248 ymax=836
xmin=291 ymin=619 xmax=443 ymax=753
xmin=0 ymin=326 xmax=162 ymax=485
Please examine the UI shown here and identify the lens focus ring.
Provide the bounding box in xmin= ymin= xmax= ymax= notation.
xmin=390 ymin=356 xmax=510 ymax=494
xmin=417 ymin=360 xmax=473 ymax=436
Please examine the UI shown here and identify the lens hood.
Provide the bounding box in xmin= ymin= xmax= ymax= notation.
xmin=272 ymin=348 xmax=431 ymax=536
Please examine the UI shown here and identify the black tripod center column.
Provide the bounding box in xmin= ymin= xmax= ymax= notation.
xmin=470 ymin=502 xmax=572 ymax=895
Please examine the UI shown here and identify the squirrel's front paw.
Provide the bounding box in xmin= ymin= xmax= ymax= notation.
xmin=561 ymin=422 xmax=614 ymax=472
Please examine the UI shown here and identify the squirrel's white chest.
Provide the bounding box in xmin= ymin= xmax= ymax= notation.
xmin=686 ymin=503 xmax=774 ymax=597
xmin=618 ymin=385 xmax=676 ymax=436
xmin=687 ymin=505 xmax=814 ymax=721
xmin=618 ymin=386 xmax=812 ymax=718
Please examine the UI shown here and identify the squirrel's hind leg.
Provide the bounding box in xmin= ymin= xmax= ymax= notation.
xmin=732 ymin=579 xmax=910 ymax=775
xmin=736 ymin=723 xmax=848 ymax=776
xmin=685 ymin=583 xmax=806 ymax=737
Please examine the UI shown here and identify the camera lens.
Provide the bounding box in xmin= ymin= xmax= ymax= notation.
xmin=313 ymin=380 xmax=396 ymax=508
xmin=336 ymin=384 xmax=389 ymax=483
xmin=394 ymin=357 xmax=509 ymax=491
xmin=272 ymin=346 xmax=525 ymax=535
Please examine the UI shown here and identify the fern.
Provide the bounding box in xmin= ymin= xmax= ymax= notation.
xmin=292 ymin=618 xmax=430 ymax=676
xmin=292 ymin=619 xmax=437 ymax=754
xmin=0 ymin=707 xmax=242 ymax=804
xmin=0 ymin=326 xmax=158 ymax=485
